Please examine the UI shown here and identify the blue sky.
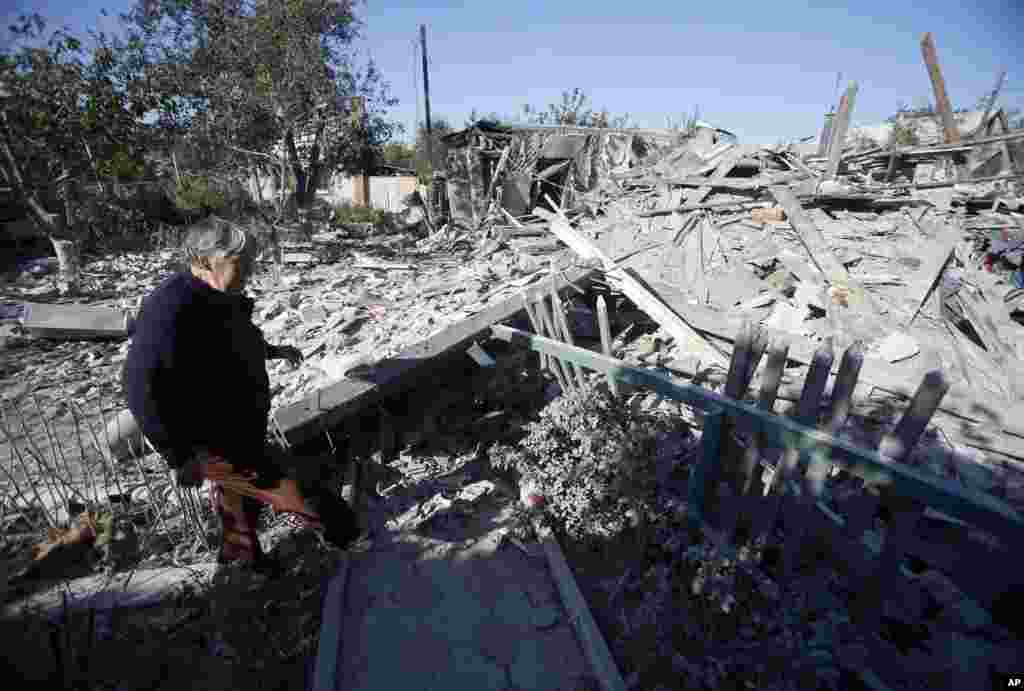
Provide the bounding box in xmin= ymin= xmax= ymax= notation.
xmin=4 ymin=0 xmax=1023 ymax=144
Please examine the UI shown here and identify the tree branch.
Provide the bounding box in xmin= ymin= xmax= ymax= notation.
xmin=0 ymin=109 xmax=61 ymax=237
xmin=226 ymin=143 xmax=284 ymax=165
xmin=283 ymin=124 xmax=302 ymax=179
xmin=307 ymin=113 xmax=327 ymax=192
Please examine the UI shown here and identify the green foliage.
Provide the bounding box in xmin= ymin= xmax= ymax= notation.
xmin=330 ymin=202 xmax=387 ymax=226
xmin=96 ymin=146 xmax=148 ymax=180
xmin=489 ymin=384 xmax=687 ymax=544
xmin=409 ymin=116 xmax=453 ymax=181
xmin=520 ymin=88 xmax=632 ymax=129
xmin=122 ymin=0 xmax=401 ymax=206
xmin=664 ymin=106 xmax=702 ymax=136
xmin=889 ymin=119 xmax=921 ymax=147
xmin=174 ymin=176 xmax=227 ymax=213
xmin=0 ymin=12 xmax=169 ymax=244
xmin=381 ymin=141 xmax=415 ymax=170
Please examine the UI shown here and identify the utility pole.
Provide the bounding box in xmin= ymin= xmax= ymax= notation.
xmin=420 ymin=24 xmax=434 ymax=170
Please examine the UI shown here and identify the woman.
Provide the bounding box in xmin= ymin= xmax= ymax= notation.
xmin=123 ymin=217 xmax=358 ymax=569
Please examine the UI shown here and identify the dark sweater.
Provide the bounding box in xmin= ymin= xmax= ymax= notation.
xmin=123 ymin=271 xmax=271 ymax=469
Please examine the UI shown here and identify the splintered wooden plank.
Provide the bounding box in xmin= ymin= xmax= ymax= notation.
xmin=920 ymin=33 xmax=960 ymax=145
xmin=877 ymin=370 xmax=950 ymax=463
xmin=534 ymin=520 xmax=628 ymax=691
xmin=770 ymin=186 xmax=855 ymax=286
xmin=535 ymin=295 xmax=574 ymax=393
xmin=739 ymin=337 xmax=790 ymax=497
xmin=688 ymin=407 xmax=726 ymax=527
xmin=523 ymin=297 xmax=553 ymax=375
xmin=595 ymin=295 xmax=620 ymax=397
xmin=777 ymin=339 xmax=835 ymax=581
xmin=905 ymin=226 xmax=958 ymax=325
xmin=721 ymin=322 xmax=757 ymax=491
xmin=550 ymin=284 xmax=588 ymax=390
xmin=853 ymin=370 xmax=948 ymax=628
xmin=646 ymin=277 xmax=1024 ymax=442
xmin=826 ymin=82 xmax=859 ymax=180
xmin=273 ymin=266 xmax=595 ymax=446
xmin=955 ymin=290 xmax=1024 ymax=400
xmin=534 ymin=206 xmax=729 ymax=367
xmin=489 ymin=325 xmax=1024 ymax=548
xmin=684 ymin=144 xmax=746 ymax=206
xmin=824 ymin=341 xmax=865 ymax=434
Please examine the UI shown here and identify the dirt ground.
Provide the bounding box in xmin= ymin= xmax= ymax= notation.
xmin=1 ymin=518 xmax=341 ymax=691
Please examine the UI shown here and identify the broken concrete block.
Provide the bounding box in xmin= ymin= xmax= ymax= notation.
xmin=457 ymin=480 xmax=496 ymax=504
xmin=20 ymin=301 xmax=131 ymax=340
xmin=762 ymin=301 xmax=806 ymax=334
xmin=320 ymin=352 xmax=374 ymax=381
xmin=874 ymin=331 xmax=920 ymax=363
xmin=793 ymin=280 xmax=826 ymax=311
xmin=299 ymin=303 xmax=327 ymax=325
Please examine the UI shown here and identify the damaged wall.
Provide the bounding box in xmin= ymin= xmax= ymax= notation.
xmin=440 ymin=123 xmax=682 ymax=226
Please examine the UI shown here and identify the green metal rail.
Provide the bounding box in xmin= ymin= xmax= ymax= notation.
xmin=488 ymin=324 xmax=1024 ymax=550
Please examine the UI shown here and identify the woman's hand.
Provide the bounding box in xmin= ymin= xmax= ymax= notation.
xmin=175 ymin=450 xmax=211 ymax=488
xmin=268 ymin=344 xmax=303 ymax=367
xmin=277 ymin=345 xmax=303 ymax=367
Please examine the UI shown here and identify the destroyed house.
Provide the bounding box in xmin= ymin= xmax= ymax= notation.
xmin=440 ymin=122 xmax=683 ymax=224
xmin=846 ymin=108 xmax=1020 ymax=179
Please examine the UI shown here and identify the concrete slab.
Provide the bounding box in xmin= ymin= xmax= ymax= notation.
xmin=20 ymin=301 xmax=131 ymax=340
xmin=334 ymin=496 xmax=590 ymax=691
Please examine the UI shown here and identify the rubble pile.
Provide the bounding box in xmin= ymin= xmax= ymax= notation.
xmin=458 ymin=119 xmax=1024 ymax=510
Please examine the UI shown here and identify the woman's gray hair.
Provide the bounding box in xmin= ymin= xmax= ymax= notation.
xmin=183 ymin=217 xmax=259 ymax=269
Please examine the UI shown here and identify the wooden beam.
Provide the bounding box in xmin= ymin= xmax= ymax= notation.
xmin=646 ymin=279 xmax=1024 ymax=444
xmin=534 ymin=519 xmax=628 ymax=691
xmin=771 ymin=187 xmax=849 ymax=283
xmin=533 ymin=206 xmax=730 ymax=367
xmin=905 ymin=224 xmax=958 ymax=324
xmin=770 ymin=186 xmax=885 ymax=339
xmin=312 ymin=554 xmax=351 ymax=691
xmin=974 ymin=69 xmax=1007 ymax=139
xmin=636 ymin=199 xmax=770 ymax=218
xmin=684 ymin=144 xmax=746 ymax=206
xmin=272 ymin=267 xmax=596 ymax=446
xmin=596 ymin=295 xmax=620 ymax=397
xmin=491 ymin=325 xmax=1024 ymax=549
xmin=826 ymin=82 xmax=858 ymax=180
xmin=817 ymin=112 xmax=834 ymax=158
xmin=920 ymin=33 xmax=960 ymax=145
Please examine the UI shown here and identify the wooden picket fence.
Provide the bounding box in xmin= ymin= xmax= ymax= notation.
xmin=492 ymin=293 xmax=1024 ymax=691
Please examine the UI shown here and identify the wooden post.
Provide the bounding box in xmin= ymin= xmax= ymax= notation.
xmin=817 ymin=112 xmax=834 ymax=158
xmin=550 ymin=285 xmax=587 ymax=391
xmin=825 ymin=82 xmax=858 ymax=180
xmin=596 ymin=295 xmax=620 ymax=397
xmin=688 ymin=406 xmax=725 ymax=529
xmin=920 ymin=33 xmax=960 ymax=145
xmin=351 ymin=96 xmax=370 ymax=208
xmin=976 ymin=69 xmax=1007 ymax=137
